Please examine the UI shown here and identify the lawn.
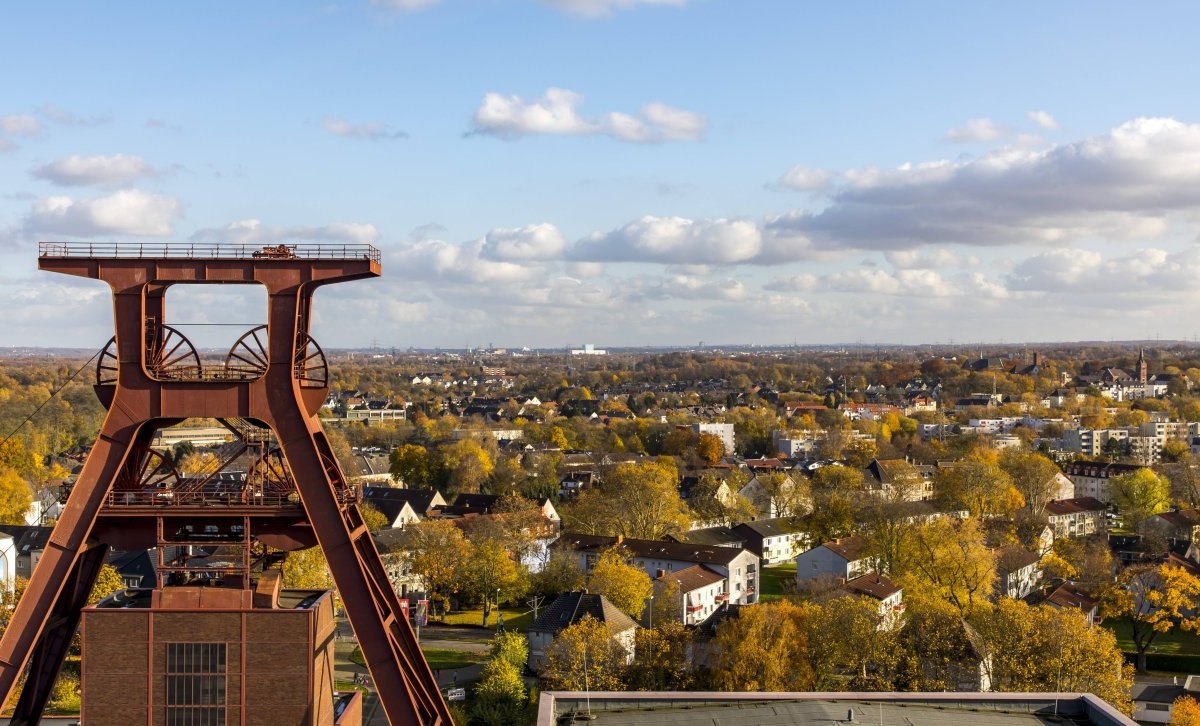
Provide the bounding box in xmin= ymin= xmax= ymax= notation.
xmin=1102 ymin=616 xmax=1200 ymax=655
xmin=439 ymin=607 xmax=533 ymax=631
xmin=351 ymin=645 xmax=488 ymax=671
xmin=759 ymin=563 xmax=797 ymax=602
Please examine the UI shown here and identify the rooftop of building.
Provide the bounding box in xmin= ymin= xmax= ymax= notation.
xmin=90 ymin=586 xmax=331 ymax=611
xmin=536 ymin=692 xmax=1135 ymax=726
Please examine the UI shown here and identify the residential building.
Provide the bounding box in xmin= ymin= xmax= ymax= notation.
xmin=1143 ymin=508 xmax=1200 ymax=542
xmin=360 ymin=487 xmax=447 ymax=528
xmin=557 ymin=534 xmax=761 ymax=604
xmin=1042 ymin=582 xmax=1102 ymax=627
xmin=526 ymin=591 xmax=637 ymax=671
xmin=841 ymin=573 xmax=904 ymax=630
xmin=656 ymin=564 xmax=728 ymax=626
xmin=732 ymin=519 xmax=808 ymax=565
xmin=1132 ymin=676 xmax=1200 ymax=725
xmin=795 ymin=536 xmax=872 ymax=582
xmin=1043 ymin=497 xmax=1108 ymax=538
xmin=692 ymin=423 xmax=735 ymax=455
xmin=995 ymin=546 xmax=1042 ymax=600
xmin=864 ymin=459 xmax=935 ymax=502
xmin=1062 ymin=462 xmax=1146 ymax=503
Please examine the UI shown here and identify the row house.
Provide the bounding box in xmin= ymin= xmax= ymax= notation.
xmin=1062 ymin=461 xmax=1147 ymax=503
xmin=732 ymin=519 xmax=809 ymax=565
xmin=557 ymin=534 xmax=761 ymax=605
xmin=656 ymin=565 xmax=729 ymax=626
xmin=995 ymin=546 xmax=1042 ymax=600
xmin=795 ymin=535 xmax=873 ymax=583
xmin=1043 ymin=497 xmax=1108 ymax=538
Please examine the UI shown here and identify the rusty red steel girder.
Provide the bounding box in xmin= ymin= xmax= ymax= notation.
xmin=0 ymin=242 xmax=450 ymax=725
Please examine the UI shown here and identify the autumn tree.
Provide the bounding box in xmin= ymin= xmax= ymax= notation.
xmin=585 ymin=548 xmax=653 ymax=620
xmin=687 ymin=472 xmax=757 ymax=527
xmin=563 ymin=458 xmax=690 ymax=540
xmin=89 ymin=564 xmax=127 ymax=604
xmin=898 ymin=517 xmax=996 ymax=617
xmin=396 ymin=519 xmax=473 ymax=617
xmin=707 ymin=601 xmax=817 ymax=691
xmin=473 ymin=656 xmax=526 ymax=725
xmin=464 ymin=539 xmax=528 ymax=626
xmin=1109 ymin=468 xmax=1171 ymax=530
xmin=973 ymin=599 xmax=1133 ymax=714
xmin=798 ymin=493 xmax=855 ymax=545
xmin=999 ymin=451 xmax=1064 ymax=514
xmin=755 ymin=472 xmax=810 ymax=519
xmin=540 ymin=616 xmax=629 ymax=691
xmin=359 ymin=504 xmax=389 ymax=532
xmin=178 ymin=451 xmax=219 ymax=476
xmin=439 ymin=438 xmax=495 ymax=496
xmin=627 ymin=620 xmax=693 ymax=690
xmin=936 ymin=459 xmax=1022 ymax=519
xmin=1109 ymin=563 xmax=1200 ymax=672
xmin=531 ymin=549 xmax=585 ymax=598
xmin=1172 ymin=695 xmax=1200 ymax=726
xmin=811 ymin=465 xmax=865 ymax=494
xmin=807 ymin=595 xmax=899 ymax=689
xmin=388 ymin=443 xmax=444 ymax=490
xmin=282 ymin=546 xmax=336 ymax=590
xmin=0 ymin=468 xmax=32 ymax=525
xmin=696 ymin=433 xmax=724 ymax=466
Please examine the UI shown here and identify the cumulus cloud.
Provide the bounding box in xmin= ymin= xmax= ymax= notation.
xmin=322 ymin=116 xmax=407 ymax=141
xmin=1005 ymin=246 xmax=1200 ymax=294
xmin=622 ymin=274 xmax=748 ymax=302
xmin=386 ymin=238 xmax=539 ymax=285
xmin=822 ymin=268 xmax=959 ymax=297
xmin=572 ymin=215 xmax=761 ymax=264
xmin=763 ymin=273 xmax=817 ymax=292
xmin=1027 ymin=110 xmax=1060 ymax=130
xmin=0 ymin=114 xmax=41 ymax=137
xmin=31 ymin=154 xmax=158 ymax=187
xmin=481 ymin=223 xmax=566 ymax=261
xmin=191 ymin=218 xmax=381 ymax=246
xmin=24 ymin=190 xmax=181 ymax=237
xmin=540 ymin=0 xmax=687 ymax=16
xmin=777 ymin=165 xmax=832 ymax=192
xmin=943 ymin=117 xmax=1007 ymax=143
xmin=775 ymin=117 xmax=1200 ymax=251
xmin=469 ymin=88 xmax=706 ymax=143
xmin=884 ymin=248 xmax=977 ymax=269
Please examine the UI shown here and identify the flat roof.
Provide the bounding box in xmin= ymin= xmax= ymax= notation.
xmin=538 ymin=692 xmax=1135 ymax=726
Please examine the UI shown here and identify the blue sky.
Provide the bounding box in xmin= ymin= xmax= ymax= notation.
xmin=4 ymin=1 xmax=1200 ymax=349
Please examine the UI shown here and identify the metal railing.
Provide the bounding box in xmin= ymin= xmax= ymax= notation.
xmin=38 ymin=241 xmax=381 ymax=263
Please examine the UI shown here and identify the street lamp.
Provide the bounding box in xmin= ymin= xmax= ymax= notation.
xmin=648 ymin=594 xmax=654 ymax=630
xmin=495 ymin=587 xmax=501 ymax=631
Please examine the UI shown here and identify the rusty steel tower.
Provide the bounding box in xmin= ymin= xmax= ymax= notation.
xmin=0 ymin=242 xmax=450 ymax=725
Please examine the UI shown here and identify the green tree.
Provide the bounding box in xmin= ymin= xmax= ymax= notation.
xmin=585 ymin=548 xmax=654 ymax=620
xmin=472 ymin=657 xmax=526 ymax=725
xmin=627 ymin=621 xmax=693 ymax=690
xmin=798 ymin=493 xmax=854 ymax=545
xmin=539 ymin=615 xmax=629 ymax=691
xmin=999 ymin=451 xmax=1063 ymax=514
xmin=563 ymin=459 xmax=690 ymax=540
xmin=388 ymin=444 xmax=444 ymax=490
xmin=1109 ymin=468 xmax=1170 ymax=530
xmin=489 ymin=631 xmax=529 ymax=672
xmin=464 ymin=539 xmax=527 ymax=626
xmin=397 ymin=520 xmax=473 ymax=617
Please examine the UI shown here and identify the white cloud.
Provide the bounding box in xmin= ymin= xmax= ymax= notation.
xmin=943 ymin=117 xmax=1007 ymax=143
xmin=481 ymin=223 xmax=566 ymax=261
xmin=24 ymin=190 xmax=181 ymax=237
xmin=822 ymin=268 xmax=959 ymax=297
xmin=763 ymin=274 xmax=817 ymax=292
xmin=469 ymin=88 xmax=706 ymax=143
xmin=0 ymin=115 xmax=41 ymax=137
xmin=778 ymin=165 xmax=832 ymax=192
xmin=777 ymin=117 xmax=1200 ymax=250
xmin=884 ymin=248 xmax=976 ymax=269
xmin=540 ymin=0 xmax=687 ymax=16
xmin=322 ymin=116 xmax=407 ymax=141
xmin=1004 ymin=246 xmax=1200 ymax=295
xmin=572 ymin=215 xmax=761 ymax=264
xmin=191 ymin=218 xmax=381 ymax=246
xmin=386 ymin=238 xmax=539 ymax=285
xmin=31 ymin=154 xmax=158 ymax=187
xmin=1027 ymin=110 xmax=1060 ymax=130
xmin=623 ymin=274 xmax=748 ymax=302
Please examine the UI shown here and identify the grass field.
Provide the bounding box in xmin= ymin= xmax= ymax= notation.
xmin=1103 ymin=616 xmax=1200 ymax=655
xmin=351 ymin=644 xmax=490 ymax=671
xmin=759 ymin=563 xmax=797 ymax=602
xmin=438 ymin=607 xmax=533 ymax=630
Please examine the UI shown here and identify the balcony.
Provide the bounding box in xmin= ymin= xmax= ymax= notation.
xmin=715 ymin=593 xmax=729 ymax=602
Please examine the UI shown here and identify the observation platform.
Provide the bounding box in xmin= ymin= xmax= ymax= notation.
xmin=38 ymin=240 xmax=380 ymax=262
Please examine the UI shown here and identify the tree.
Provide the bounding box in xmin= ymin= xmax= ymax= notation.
xmin=388 ymin=444 xmax=444 ymax=490
xmin=531 ymin=549 xmax=585 ymax=598
xmin=585 ymin=548 xmax=653 ymax=620
xmin=696 ymin=433 xmax=724 ymax=466
xmin=999 ymin=451 xmax=1063 ymax=514
xmin=0 ymin=468 xmax=32 ymax=525
xmin=972 ymin=599 xmax=1133 ymax=714
xmin=472 ymin=657 xmax=526 ymax=725
xmin=464 ymin=539 xmax=528 ymax=626
xmin=489 ymin=631 xmax=529 ymax=672
xmin=707 ymin=601 xmax=817 ymax=691
xmin=898 ymin=517 xmax=996 ymax=617
xmin=756 ymin=472 xmax=810 ymax=519
xmin=1172 ymin=695 xmax=1200 ymax=726
xmin=282 ymin=546 xmax=336 ymax=590
xmin=359 ymin=504 xmax=389 ymax=531
xmin=687 ymin=472 xmax=756 ymax=527
xmin=798 ymin=493 xmax=854 ymax=545
xmin=936 ymin=459 xmax=1022 ymax=519
xmin=627 ymin=621 xmax=693 ymax=690
xmin=539 ymin=616 xmax=629 ymax=691
xmin=1109 ymin=468 xmax=1170 ymax=530
xmin=178 ymin=451 xmax=219 ymax=476
xmin=811 ymin=465 xmax=865 ymax=494
xmin=563 ymin=459 xmax=690 ymax=540
xmin=807 ymin=596 xmax=899 ymax=689
xmin=397 ymin=520 xmax=473 ymax=617
xmin=843 ymin=439 xmax=878 ymax=469
xmin=440 ymin=438 xmax=495 ymax=495
xmin=1109 ymin=563 xmax=1200 ymax=672
xmin=89 ymin=564 xmax=126 ymax=604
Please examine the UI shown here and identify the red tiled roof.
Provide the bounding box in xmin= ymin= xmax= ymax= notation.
xmin=1043 ymin=497 xmax=1107 ymax=516
xmin=823 ymin=535 xmax=867 ymax=562
xmin=843 ymin=573 xmax=901 ymax=600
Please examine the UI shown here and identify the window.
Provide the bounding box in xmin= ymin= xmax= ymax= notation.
xmin=165 ymin=643 xmax=226 ymax=726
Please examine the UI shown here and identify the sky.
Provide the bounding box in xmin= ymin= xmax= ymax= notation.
xmin=4 ymin=1 xmax=1200 ymax=350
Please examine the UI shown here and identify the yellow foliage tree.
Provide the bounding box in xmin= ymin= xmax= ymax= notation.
xmin=585 ymin=548 xmax=653 ymax=620
xmin=897 ymin=517 xmax=996 ymax=617
xmin=0 ymin=467 xmax=32 ymax=525
xmin=708 ymin=601 xmax=818 ymax=691
xmin=1172 ymin=695 xmax=1200 ymax=726
xmin=540 ymin=615 xmax=628 ymax=691
xmin=1109 ymin=563 xmax=1200 ymax=672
